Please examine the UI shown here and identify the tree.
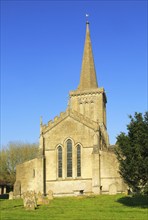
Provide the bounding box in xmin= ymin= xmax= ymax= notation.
xmin=0 ymin=142 xmax=38 ymax=185
xmin=115 ymin=112 xmax=148 ymax=194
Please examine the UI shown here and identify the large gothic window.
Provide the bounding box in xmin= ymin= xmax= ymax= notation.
xmin=77 ymin=145 xmax=81 ymax=177
xmin=58 ymin=146 xmax=62 ymax=178
xmin=67 ymin=139 xmax=72 ymax=177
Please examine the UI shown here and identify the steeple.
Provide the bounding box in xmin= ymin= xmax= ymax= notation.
xmin=70 ymin=22 xmax=107 ymax=127
xmin=78 ymin=22 xmax=98 ymax=90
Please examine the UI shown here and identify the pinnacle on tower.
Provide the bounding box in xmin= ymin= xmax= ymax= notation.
xmin=78 ymin=22 xmax=98 ymax=90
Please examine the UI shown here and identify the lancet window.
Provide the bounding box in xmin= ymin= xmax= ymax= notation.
xmin=67 ymin=139 xmax=72 ymax=177
xmin=77 ymin=145 xmax=81 ymax=177
xmin=58 ymin=146 xmax=62 ymax=178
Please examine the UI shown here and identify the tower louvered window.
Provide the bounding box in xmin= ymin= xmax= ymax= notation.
xmin=67 ymin=139 xmax=72 ymax=177
xmin=77 ymin=145 xmax=81 ymax=177
xmin=58 ymin=146 xmax=62 ymax=178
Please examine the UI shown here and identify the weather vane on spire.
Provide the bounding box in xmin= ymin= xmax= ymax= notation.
xmin=86 ymin=13 xmax=89 ymax=23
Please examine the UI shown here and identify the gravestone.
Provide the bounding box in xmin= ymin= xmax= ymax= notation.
xmin=41 ymin=197 xmax=49 ymax=205
xmin=23 ymin=191 xmax=37 ymax=210
xmin=109 ymin=183 xmax=117 ymax=195
xmin=37 ymin=191 xmax=49 ymax=205
xmin=37 ymin=191 xmax=43 ymax=205
xmin=9 ymin=191 xmax=14 ymax=200
xmin=47 ymin=190 xmax=53 ymax=200
xmin=25 ymin=199 xmax=36 ymax=210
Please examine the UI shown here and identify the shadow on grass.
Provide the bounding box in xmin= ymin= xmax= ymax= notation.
xmin=117 ymin=195 xmax=148 ymax=208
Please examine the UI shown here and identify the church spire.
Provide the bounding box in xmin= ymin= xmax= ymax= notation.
xmin=78 ymin=22 xmax=98 ymax=90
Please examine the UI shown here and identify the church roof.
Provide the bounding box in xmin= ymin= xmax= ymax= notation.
xmin=78 ymin=22 xmax=98 ymax=90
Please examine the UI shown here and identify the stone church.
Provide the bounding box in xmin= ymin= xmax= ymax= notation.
xmin=15 ymin=22 xmax=126 ymax=196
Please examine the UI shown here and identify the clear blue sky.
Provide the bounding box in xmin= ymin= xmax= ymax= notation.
xmin=1 ymin=0 xmax=147 ymax=146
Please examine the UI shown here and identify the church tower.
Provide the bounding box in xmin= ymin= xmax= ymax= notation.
xmin=70 ymin=22 xmax=107 ymax=130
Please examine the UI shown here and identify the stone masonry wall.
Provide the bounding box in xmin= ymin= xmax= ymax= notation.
xmin=100 ymin=150 xmax=125 ymax=194
xmin=16 ymin=157 xmax=43 ymax=194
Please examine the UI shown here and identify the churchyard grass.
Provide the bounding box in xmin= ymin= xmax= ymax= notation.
xmin=0 ymin=194 xmax=147 ymax=220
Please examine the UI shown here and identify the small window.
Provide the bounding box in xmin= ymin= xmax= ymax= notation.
xmin=67 ymin=139 xmax=72 ymax=177
xmin=33 ymin=169 xmax=35 ymax=178
xmin=77 ymin=145 xmax=81 ymax=177
xmin=58 ymin=146 xmax=62 ymax=178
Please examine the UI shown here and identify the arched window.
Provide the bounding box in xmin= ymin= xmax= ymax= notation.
xmin=67 ymin=139 xmax=72 ymax=177
xmin=58 ymin=146 xmax=62 ymax=178
xmin=77 ymin=145 xmax=81 ymax=177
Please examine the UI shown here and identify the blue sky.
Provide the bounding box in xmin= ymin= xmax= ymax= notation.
xmin=1 ymin=0 xmax=147 ymax=146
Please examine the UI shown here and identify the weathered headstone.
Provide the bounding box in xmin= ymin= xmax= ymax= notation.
xmin=37 ymin=191 xmax=43 ymax=205
xmin=9 ymin=191 xmax=14 ymax=200
xmin=37 ymin=196 xmax=49 ymax=205
xmin=109 ymin=183 xmax=117 ymax=195
xmin=47 ymin=190 xmax=53 ymax=200
xmin=23 ymin=191 xmax=37 ymax=210
xmin=41 ymin=197 xmax=49 ymax=205
xmin=25 ymin=199 xmax=36 ymax=210
xmin=37 ymin=191 xmax=49 ymax=205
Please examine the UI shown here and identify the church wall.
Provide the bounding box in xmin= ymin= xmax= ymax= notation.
xmin=46 ymin=179 xmax=92 ymax=196
xmin=44 ymin=118 xmax=94 ymax=176
xmin=44 ymin=116 xmax=95 ymax=149
xmin=45 ymin=149 xmax=93 ymax=196
xmin=16 ymin=157 xmax=43 ymax=194
xmin=92 ymin=152 xmax=101 ymax=194
xmin=81 ymin=147 xmax=93 ymax=178
xmin=45 ymin=150 xmax=57 ymax=180
xmin=45 ymin=147 xmax=93 ymax=179
xmin=43 ymin=117 xmax=96 ymax=194
xmin=100 ymin=151 xmax=125 ymax=194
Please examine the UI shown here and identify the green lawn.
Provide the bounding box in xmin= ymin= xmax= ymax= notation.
xmin=0 ymin=194 xmax=148 ymax=220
